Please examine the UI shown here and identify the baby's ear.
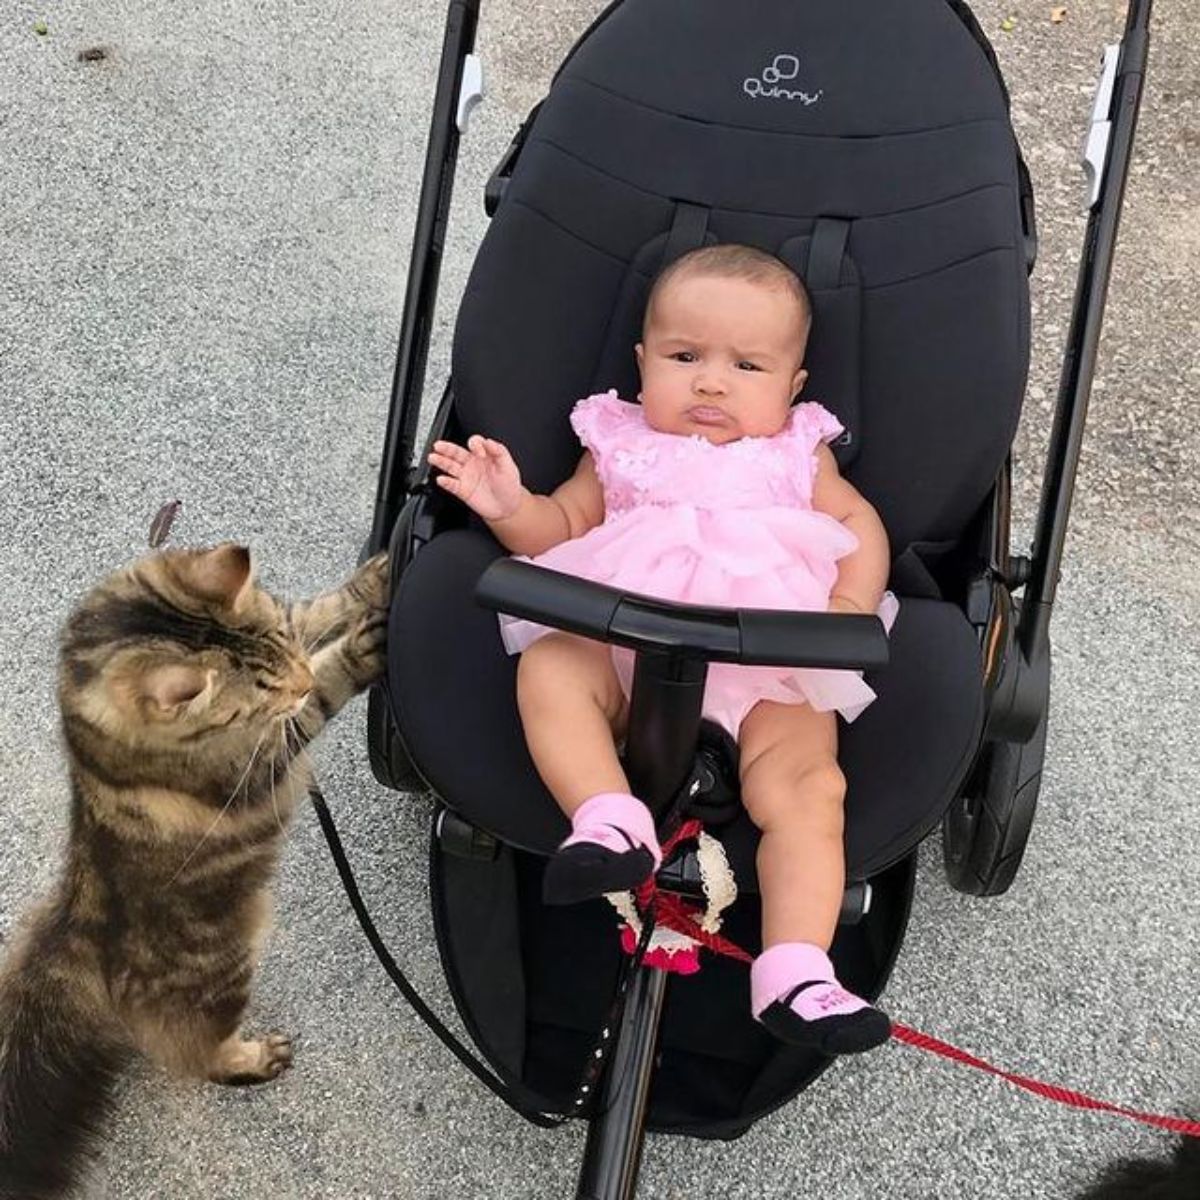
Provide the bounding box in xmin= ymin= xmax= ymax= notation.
xmin=140 ymin=664 xmax=213 ymax=717
xmin=170 ymin=543 xmax=254 ymax=610
xmin=634 ymin=343 xmax=645 ymax=374
xmin=791 ymin=366 xmax=809 ymax=400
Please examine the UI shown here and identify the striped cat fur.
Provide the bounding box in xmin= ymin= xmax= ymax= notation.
xmin=0 ymin=544 xmax=389 ymax=1199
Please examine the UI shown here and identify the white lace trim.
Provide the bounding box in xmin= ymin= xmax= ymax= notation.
xmin=606 ymin=831 xmax=737 ymax=957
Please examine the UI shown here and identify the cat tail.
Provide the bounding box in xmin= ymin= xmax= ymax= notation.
xmin=0 ymin=902 xmax=131 ymax=1200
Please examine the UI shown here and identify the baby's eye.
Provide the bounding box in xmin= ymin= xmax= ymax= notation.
xmin=669 ymin=351 xmax=697 ymax=363
xmin=735 ymin=361 xmax=762 ymax=372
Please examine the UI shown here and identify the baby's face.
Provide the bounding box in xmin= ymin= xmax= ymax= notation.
xmin=636 ymin=273 xmax=809 ymax=445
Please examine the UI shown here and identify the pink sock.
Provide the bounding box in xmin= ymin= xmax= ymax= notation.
xmin=750 ymin=942 xmax=870 ymax=1021
xmin=561 ymin=792 xmax=662 ymax=869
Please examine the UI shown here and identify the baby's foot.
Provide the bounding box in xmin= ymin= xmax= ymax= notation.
xmin=542 ymin=792 xmax=661 ymax=905
xmin=751 ymin=943 xmax=891 ymax=1055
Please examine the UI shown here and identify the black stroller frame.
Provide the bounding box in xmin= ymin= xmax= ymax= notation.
xmin=354 ymin=3 xmax=1152 ymax=1196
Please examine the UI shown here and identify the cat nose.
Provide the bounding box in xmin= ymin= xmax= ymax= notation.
xmin=288 ymin=663 xmax=314 ymax=712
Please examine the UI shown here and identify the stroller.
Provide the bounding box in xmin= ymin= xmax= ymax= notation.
xmin=350 ymin=1 xmax=1152 ymax=1195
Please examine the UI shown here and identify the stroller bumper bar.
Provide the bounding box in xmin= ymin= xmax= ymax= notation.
xmin=476 ymin=558 xmax=889 ymax=671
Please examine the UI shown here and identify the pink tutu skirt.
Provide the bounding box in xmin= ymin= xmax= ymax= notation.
xmin=498 ymin=503 xmax=898 ymax=738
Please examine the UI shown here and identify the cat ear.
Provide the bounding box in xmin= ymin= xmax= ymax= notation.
xmin=142 ymin=664 xmax=212 ymax=715
xmin=174 ymin=543 xmax=253 ymax=609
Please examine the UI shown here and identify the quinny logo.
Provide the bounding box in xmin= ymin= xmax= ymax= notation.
xmin=743 ymin=54 xmax=823 ymax=105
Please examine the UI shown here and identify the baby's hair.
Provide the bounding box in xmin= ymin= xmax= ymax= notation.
xmin=644 ymin=243 xmax=813 ymax=341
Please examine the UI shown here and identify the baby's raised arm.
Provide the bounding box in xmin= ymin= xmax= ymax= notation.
xmin=429 ymin=436 xmax=605 ymax=556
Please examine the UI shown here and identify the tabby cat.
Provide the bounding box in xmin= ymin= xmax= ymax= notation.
xmin=0 ymin=543 xmax=389 ymax=1199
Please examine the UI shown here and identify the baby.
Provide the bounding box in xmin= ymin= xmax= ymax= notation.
xmin=430 ymin=244 xmax=895 ymax=1055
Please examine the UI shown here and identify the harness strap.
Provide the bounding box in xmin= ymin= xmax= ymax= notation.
xmin=661 ymin=201 xmax=711 ymax=269
xmin=805 ymin=217 xmax=851 ymax=290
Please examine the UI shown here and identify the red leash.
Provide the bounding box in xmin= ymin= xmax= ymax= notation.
xmin=888 ymin=1024 xmax=1200 ymax=1138
xmin=633 ymin=820 xmax=756 ymax=964
xmin=636 ymin=821 xmax=1200 ymax=1140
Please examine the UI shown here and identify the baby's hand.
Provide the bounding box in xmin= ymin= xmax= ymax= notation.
xmin=428 ymin=436 xmax=524 ymax=521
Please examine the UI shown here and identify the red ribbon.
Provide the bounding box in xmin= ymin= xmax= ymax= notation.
xmin=889 ymin=1023 xmax=1200 ymax=1138
xmin=630 ymin=819 xmax=1200 ymax=1139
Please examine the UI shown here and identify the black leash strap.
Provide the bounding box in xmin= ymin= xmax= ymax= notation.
xmin=309 ymin=784 xmax=568 ymax=1128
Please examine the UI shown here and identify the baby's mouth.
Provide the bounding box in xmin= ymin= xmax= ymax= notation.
xmin=688 ymin=405 xmax=729 ymax=426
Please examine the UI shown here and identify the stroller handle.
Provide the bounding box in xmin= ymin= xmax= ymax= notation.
xmin=476 ymin=559 xmax=890 ymax=671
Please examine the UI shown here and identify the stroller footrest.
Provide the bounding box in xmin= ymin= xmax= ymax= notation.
xmin=657 ymin=847 xmax=872 ymax=925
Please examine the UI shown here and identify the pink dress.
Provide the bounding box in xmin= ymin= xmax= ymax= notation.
xmin=499 ymin=391 xmax=898 ymax=737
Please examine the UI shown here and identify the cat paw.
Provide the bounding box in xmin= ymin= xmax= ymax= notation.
xmin=261 ymin=1033 xmax=294 ymax=1077
xmin=210 ymin=1033 xmax=294 ymax=1086
xmin=350 ymin=552 xmax=390 ymax=612
xmin=348 ymin=610 xmax=388 ymax=685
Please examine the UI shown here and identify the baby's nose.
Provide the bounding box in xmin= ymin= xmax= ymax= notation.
xmin=694 ymin=372 xmax=726 ymax=394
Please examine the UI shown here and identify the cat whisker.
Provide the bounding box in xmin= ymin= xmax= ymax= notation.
xmin=167 ymin=728 xmax=269 ymax=886
xmin=287 ymin=605 xmax=313 ymax=656
xmin=282 ymin=721 xmax=300 ymax=783
xmin=294 ymin=607 xmax=326 ymax=658
xmin=284 ymin=717 xmax=317 ymax=799
xmin=284 ymin=714 xmax=308 ymax=760
xmin=270 ymin=724 xmax=287 ymax=837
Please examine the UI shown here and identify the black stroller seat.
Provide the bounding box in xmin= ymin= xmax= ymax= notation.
xmin=363 ymin=0 xmax=1150 ymax=1188
xmin=393 ymin=531 xmax=983 ymax=879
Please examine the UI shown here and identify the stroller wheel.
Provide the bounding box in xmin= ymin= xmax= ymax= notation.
xmin=942 ymin=706 xmax=1048 ymax=897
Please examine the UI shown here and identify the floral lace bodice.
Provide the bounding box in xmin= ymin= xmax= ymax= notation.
xmin=570 ymin=390 xmax=843 ymax=520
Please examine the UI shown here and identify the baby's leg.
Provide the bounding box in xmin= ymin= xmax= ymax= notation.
xmin=518 ymin=633 xmax=658 ymax=903
xmin=739 ymin=700 xmax=845 ymax=949
xmin=517 ymin=632 xmax=629 ymax=812
xmin=738 ymin=700 xmax=890 ymax=1054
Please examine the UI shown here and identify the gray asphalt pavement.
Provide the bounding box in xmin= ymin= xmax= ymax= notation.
xmin=1 ymin=1 xmax=1197 ymax=1197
